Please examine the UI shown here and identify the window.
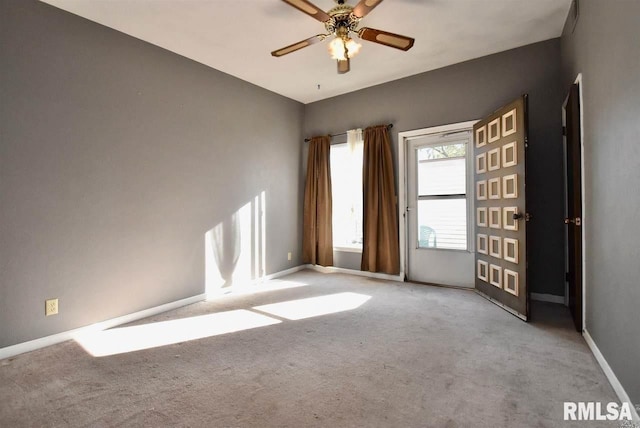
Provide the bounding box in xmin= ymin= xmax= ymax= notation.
xmin=416 ymin=140 xmax=468 ymax=250
xmin=330 ymin=130 xmax=363 ymax=251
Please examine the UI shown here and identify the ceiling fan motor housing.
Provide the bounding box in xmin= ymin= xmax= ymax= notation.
xmin=325 ymin=4 xmax=360 ymax=37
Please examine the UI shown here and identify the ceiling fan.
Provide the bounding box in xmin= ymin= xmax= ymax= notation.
xmin=271 ymin=0 xmax=415 ymax=74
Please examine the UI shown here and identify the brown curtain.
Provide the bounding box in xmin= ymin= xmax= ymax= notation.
xmin=361 ymin=125 xmax=400 ymax=274
xmin=302 ymin=136 xmax=333 ymax=266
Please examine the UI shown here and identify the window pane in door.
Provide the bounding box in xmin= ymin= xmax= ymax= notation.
xmin=418 ymin=158 xmax=466 ymax=196
xmin=417 ymin=143 xmax=466 ymax=160
xmin=417 ymin=199 xmax=467 ymax=250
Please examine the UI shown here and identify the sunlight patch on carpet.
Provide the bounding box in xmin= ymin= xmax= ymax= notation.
xmin=74 ymin=309 xmax=281 ymax=357
xmin=253 ymin=292 xmax=371 ymax=320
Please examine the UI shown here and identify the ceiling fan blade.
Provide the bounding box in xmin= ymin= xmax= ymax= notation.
xmin=271 ymin=34 xmax=326 ymax=57
xmin=352 ymin=0 xmax=384 ymax=18
xmin=337 ymin=58 xmax=350 ymax=74
xmin=358 ymin=27 xmax=415 ymax=51
xmin=281 ymin=0 xmax=331 ymax=23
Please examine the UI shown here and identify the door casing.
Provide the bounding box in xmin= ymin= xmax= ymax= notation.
xmin=398 ymin=120 xmax=478 ymax=282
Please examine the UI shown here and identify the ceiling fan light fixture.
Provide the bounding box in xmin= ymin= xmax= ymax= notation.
xmin=328 ymin=37 xmax=362 ymax=61
xmin=273 ymin=0 xmax=415 ymax=75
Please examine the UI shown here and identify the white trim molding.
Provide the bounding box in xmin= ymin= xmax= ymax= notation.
xmin=398 ymin=120 xmax=478 ymax=281
xmin=0 ymin=265 xmax=308 ymax=361
xmin=305 ymin=264 xmax=404 ymax=282
xmin=263 ymin=265 xmax=307 ymax=281
xmin=0 ymin=293 xmax=206 ymax=361
xmin=576 ymin=73 xmax=587 ymax=332
xmin=583 ymin=330 xmax=640 ymax=421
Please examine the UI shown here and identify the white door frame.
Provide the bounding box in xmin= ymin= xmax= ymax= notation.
xmin=398 ymin=120 xmax=478 ymax=281
xmin=561 ymin=73 xmax=587 ymax=331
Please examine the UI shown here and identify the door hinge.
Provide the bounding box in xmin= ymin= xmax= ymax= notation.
xmin=565 ymin=272 xmax=570 ymax=282
xmin=562 ymin=126 xmax=567 ymax=136
xmin=525 ymin=213 xmax=532 ymax=221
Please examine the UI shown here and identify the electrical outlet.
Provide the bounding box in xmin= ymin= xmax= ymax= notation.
xmin=45 ymin=298 xmax=59 ymax=316
xmin=287 ymin=252 xmax=292 ymax=261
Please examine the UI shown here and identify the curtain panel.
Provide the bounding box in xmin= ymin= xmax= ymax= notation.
xmin=361 ymin=125 xmax=400 ymax=274
xmin=302 ymin=136 xmax=334 ymax=266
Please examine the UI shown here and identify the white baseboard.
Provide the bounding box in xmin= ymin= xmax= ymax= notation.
xmin=4 ymin=265 xmax=636 ymax=424
xmin=0 ymin=293 xmax=207 ymax=361
xmin=263 ymin=265 xmax=307 ymax=280
xmin=0 ymin=265 xmax=309 ymax=361
xmin=583 ymin=329 xmax=639 ymax=421
xmin=305 ymin=264 xmax=404 ymax=282
xmin=531 ymin=292 xmax=565 ymax=304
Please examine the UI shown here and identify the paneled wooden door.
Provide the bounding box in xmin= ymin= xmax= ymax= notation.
xmin=473 ymin=96 xmax=529 ymax=320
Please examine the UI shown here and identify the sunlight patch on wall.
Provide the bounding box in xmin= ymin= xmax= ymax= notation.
xmin=74 ymin=309 xmax=280 ymax=357
xmin=205 ymin=191 xmax=266 ymax=298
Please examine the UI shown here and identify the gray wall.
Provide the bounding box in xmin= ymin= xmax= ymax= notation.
xmin=0 ymin=1 xmax=304 ymax=348
xmin=560 ymin=0 xmax=640 ymax=403
xmin=304 ymin=39 xmax=565 ymax=297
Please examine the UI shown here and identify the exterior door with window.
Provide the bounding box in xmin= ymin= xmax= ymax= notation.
xmin=406 ymin=127 xmax=474 ymax=287
xmin=473 ymin=95 xmax=529 ymax=320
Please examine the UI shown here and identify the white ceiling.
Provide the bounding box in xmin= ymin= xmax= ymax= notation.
xmin=41 ymin=0 xmax=571 ymax=104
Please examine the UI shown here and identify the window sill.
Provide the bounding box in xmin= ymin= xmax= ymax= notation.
xmin=333 ymin=246 xmax=363 ymax=254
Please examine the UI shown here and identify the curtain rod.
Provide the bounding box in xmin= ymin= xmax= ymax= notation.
xmin=304 ymin=124 xmax=393 ymax=143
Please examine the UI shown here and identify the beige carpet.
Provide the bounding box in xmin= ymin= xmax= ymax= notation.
xmin=0 ymin=270 xmax=620 ymax=427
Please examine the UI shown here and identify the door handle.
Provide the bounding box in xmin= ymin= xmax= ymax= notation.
xmin=564 ymin=217 xmax=582 ymax=226
xmin=513 ymin=212 xmax=531 ymax=221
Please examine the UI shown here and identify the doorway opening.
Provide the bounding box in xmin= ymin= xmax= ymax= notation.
xmin=562 ymin=74 xmax=586 ymax=332
xmin=398 ymin=121 xmax=476 ymax=287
